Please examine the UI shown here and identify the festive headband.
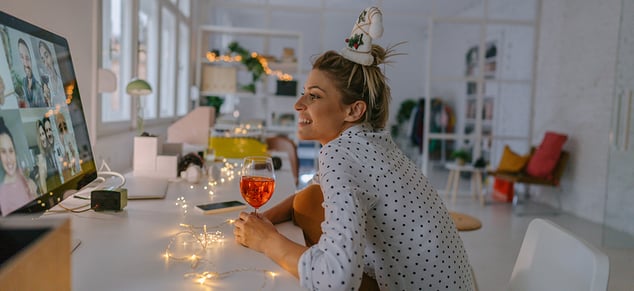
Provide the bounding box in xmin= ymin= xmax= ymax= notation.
xmin=341 ymin=6 xmax=384 ymax=66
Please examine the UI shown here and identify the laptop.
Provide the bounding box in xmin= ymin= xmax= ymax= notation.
xmin=123 ymin=174 xmax=170 ymax=200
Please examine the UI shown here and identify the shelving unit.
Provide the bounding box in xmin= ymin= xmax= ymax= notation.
xmin=421 ymin=18 xmax=536 ymax=181
xmin=194 ymin=25 xmax=303 ymax=137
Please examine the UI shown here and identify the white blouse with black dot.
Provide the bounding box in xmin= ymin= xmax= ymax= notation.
xmin=298 ymin=124 xmax=473 ymax=291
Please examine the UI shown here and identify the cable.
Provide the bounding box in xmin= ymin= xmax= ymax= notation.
xmin=97 ymin=160 xmax=126 ymax=189
xmin=97 ymin=171 xmax=126 ymax=189
xmin=45 ymin=202 xmax=93 ymax=213
xmin=72 ymin=160 xmax=127 ymax=200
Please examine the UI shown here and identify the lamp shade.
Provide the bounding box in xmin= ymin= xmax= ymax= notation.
xmin=126 ymin=78 xmax=152 ymax=96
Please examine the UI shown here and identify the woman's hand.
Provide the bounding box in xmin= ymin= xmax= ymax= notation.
xmin=233 ymin=211 xmax=279 ymax=253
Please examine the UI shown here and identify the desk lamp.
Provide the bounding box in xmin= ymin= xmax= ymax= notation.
xmin=126 ymin=78 xmax=152 ymax=135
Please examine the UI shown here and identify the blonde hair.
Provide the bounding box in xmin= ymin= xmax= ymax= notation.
xmin=312 ymin=44 xmax=399 ymax=129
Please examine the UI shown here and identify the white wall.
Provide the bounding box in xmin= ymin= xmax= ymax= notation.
xmin=1 ymin=1 xmax=172 ymax=172
xmin=534 ymin=0 xmax=621 ymax=223
xmin=0 ymin=0 xmax=98 ymax=146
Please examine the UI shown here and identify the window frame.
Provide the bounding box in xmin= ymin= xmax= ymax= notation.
xmin=97 ymin=0 xmax=192 ymax=138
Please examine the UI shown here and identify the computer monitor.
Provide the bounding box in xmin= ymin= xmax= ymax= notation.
xmin=0 ymin=10 xmax=97 ymax=216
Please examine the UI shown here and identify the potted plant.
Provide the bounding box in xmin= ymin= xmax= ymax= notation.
xmin=202 ymin=95 xmax=224 ymax=115
xmin=228 ymin=41 xmax=265 ymax=93
xmin=391 ymin=99 xmax=417 ymax=138
xmin=450 ymin=149 xmax=471 ymax=165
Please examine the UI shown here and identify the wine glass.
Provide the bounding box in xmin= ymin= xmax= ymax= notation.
xmin=240 ymin=156 xmax=276 ymax=214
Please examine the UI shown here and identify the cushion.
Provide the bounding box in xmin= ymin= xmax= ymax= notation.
xmin=496 ymin=145 xmax=531 ymax=173
xmin=525 ymin=132 xmax=568 ymax=179
xmin=492 ymin=178 xmax=514 ymax=202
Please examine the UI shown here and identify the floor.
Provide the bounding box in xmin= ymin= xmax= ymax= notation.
xmin=296 ymin=153 xmax=634 ymax=291
xmin=447 ymin=197 xmax=634 ymax=291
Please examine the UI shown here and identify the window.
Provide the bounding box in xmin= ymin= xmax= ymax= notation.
xmin=99 ymin=0 xmax=191 ymax=135
xmin=100 ymin=0 xmax=132 ymax=123
xmin=177 ymin=22 xmax=190 ymax=116
xmin=139 ymin=0 xmax=158 ymax=120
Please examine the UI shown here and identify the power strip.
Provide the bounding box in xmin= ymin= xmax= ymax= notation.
xmin=91 ymin=189 xmax=128 ymax=211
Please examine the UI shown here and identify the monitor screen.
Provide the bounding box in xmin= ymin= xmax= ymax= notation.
xmin=0 ymin=10 xmax=97 ymax=216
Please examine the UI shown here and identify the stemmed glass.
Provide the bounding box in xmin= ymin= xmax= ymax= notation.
xmin=240 ymin=156 xmax=276 ymax=214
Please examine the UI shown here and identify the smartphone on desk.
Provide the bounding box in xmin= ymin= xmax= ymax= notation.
xmin=196 ymin=200 xmax=247 ymax=215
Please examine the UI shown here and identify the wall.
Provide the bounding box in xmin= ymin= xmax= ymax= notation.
xmin=0 ymin=1 xmax=172 ymax=173
xmin=0 ymin=0 xmax=98 ymax=145
xmin=534 ymin=0 xmax=621 ymax=223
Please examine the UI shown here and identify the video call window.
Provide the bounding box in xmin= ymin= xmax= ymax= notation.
xmin=0 ymin=11 xmax=96 ymax=216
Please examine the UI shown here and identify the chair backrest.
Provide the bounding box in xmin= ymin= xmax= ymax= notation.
xmin=509 ymin=218 xmax=610 ymax=291
xmin=266 ymin=135 xmax=299 ymax=186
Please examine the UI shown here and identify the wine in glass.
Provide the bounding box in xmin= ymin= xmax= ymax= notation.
xmin=240 ymin=156 xmax=276 ymax=214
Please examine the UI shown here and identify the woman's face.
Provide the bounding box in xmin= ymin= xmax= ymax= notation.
xmin=44 ymin=120 xmax=54 ymax=145
xmin=0 ymin=133 xmax=17 ymax=177
xmin=38 ymin=124 xmax=47 ymax=148
xmin=39 ymin=44 xmax=54 ymax=70
xmin=294 ymin=69 xmax=355 ymax=145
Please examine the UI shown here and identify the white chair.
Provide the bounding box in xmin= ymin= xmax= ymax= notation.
xmin=509 ymin=218 xmax=610 ymax=291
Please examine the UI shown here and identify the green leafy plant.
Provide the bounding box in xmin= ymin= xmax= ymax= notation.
xmin=391 ymin=99 xmax=417 ymax=137
xmin=203 ymin=95 xmax=224 ymax=115
xmin=450 ymin=149 xmax=471 ymax=164
xmin=227 ymin=41 xmax=265 ymax=93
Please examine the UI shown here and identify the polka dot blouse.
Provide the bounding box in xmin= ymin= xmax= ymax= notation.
xmin=298 ymin=124 xmax=473 ymax=291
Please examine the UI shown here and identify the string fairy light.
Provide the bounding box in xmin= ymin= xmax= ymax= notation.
xmin=163 ymin=220 xmax=277 ymax=289
xmin=163 ymin=221 xmax=230 ymax=268
xmin=205 ymin=51 xmax=293 ymax=81
xmin=184 ymin=268 xmax=278 ymax=289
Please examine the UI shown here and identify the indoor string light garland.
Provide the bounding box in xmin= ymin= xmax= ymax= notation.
xmin=205 ymin=41 xmax=293 ymax=93
xmin=163 ymin=216 xmax=277 ymax=288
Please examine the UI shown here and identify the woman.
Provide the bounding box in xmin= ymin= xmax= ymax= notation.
xmin=54 ymin=112 xmax=80 ymax=179
xmin=233 ymin=7 xmax=473 ymax=290
xmin=35 ymin=118 xmax=60 ymax=193
xmin=0 ymin=117 xmax=38 ymax=216
xmin=38 ymin=40 xmax=65 ymax=105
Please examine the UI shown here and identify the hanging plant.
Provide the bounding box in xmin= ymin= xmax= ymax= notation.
xmin=227 ymin=41 xmax=265 ymax=93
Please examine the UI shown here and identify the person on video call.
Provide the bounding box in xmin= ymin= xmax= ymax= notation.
xmin=17 ymin=38 xmax=46 ymax=108
xmin=38 ymin=40 xmax=64 ymax=104
xmin=55 ymin=112 xmax=80 ymax=178
xmin=35 ymin=118 xmax=60 ymax=192
xmin=233 ymin=6 xmax=473 ymax=290
xmin=0 ymin=117 xmax=38 ymax=216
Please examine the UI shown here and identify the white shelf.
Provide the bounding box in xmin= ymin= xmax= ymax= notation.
xmin=195 ymin=25 xmax=303 ymax=137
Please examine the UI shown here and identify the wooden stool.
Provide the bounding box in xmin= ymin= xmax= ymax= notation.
xmin=449 ymin=211 xmax=482 ymax=231
xmin=444 ymin=162 xmax=486 ymax=206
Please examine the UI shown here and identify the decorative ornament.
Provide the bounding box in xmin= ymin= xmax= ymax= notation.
xmin=341 ymin=6 xmax=384 ymax=66
xmin=345 ymin=33 xmax=365 ymax=50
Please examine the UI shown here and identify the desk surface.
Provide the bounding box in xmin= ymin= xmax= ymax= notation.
xmin=43 ymin=155 xmax=304 ymax=291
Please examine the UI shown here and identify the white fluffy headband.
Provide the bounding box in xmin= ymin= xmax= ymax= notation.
xmin=341 ymin=6 xmax=384 ymax=66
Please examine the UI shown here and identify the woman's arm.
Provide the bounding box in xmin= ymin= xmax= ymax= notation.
xmin=262 ymin=193 xmax=295 ymax=224
xmin=234 ymin=212 xmax=308 ymax=278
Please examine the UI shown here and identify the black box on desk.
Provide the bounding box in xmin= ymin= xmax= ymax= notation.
xmin=276 ymin=80 xmax=297 ymax=96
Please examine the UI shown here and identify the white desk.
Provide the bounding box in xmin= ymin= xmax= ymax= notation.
xmin=444 ymin=162 xmax=486 ymax=206
xmin=43 ymin=154 xmax=304 ymax=291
